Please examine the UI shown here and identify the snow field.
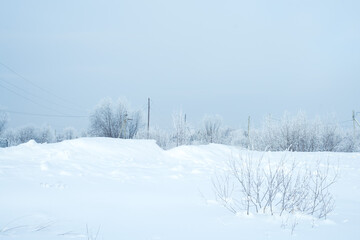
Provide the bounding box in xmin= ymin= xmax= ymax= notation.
xmin=0 ymin=138 xmax=359 ymax=239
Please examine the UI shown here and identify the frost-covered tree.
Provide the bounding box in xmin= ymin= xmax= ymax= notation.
xmin=127 ymin=110 xmax=142 ymax=139
xmin=203 ymin=115 xmax=222 ymax=143
xmin=89 ymin=99 xmax=115 ymax=137
xmin=16 ymin=126 xmax=37 ymax=144
xmin=4 ymin=125 xmax=55 ymax=146
xmin=56 ymin=127 xmax=78 ymax=142
xmin=0 ymin=111 xmax=8 ymax=136
xmin=319 ymin=125 xmax=341 ymax=151
xmin=172 ymin=110 xmax=189 ymax=146
xmin=251 ymin=112 xmax=347 ymax=152
xmin=63 ymin=127 xmax=77 ymax=140
xmin=37 ymin=125 xmax=56 ymax=143
xmin=4 ymin=129 xmax=15 ymax=146
xmin=89 ymin=98 xmax=141 ymax=139
xmin=336 ymin=131 xmax=360 ymax=152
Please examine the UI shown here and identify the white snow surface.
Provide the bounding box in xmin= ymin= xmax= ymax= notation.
xmin=0 ymin=137 xmax=359 ymax=239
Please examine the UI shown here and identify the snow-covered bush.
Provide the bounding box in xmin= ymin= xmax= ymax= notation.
xmin=250 ymin=112 xmax=348 ymax=152
xmin=5 ymin=125 xmax=56 ymax=146
xmin=258 ymin=112 xmax=319 ymax=151
xmin=213 ymin=153 xmax=338 ymax=220
xmin=319 ymin=124 xmax=342 ymax=151
xmin=89 ymin=98 xmax=142 ymax=139
xmin=336 ymin=131 xmax=360 ymax=152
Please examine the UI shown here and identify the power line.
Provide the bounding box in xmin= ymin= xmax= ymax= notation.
xmin=0 ymin=77 xmax=82 ymax=113
xmin=0 ymin=82 xmax=67 ymax=115
xmin=0 ymin=61 xmax=85 ymax=111
xmin=338 ymin=120 xmax=353 ymax=124
xmin=0 ymin=109 xmax=87 ymax=118
xmin=0 ymin=77 xmax=38 ymax=97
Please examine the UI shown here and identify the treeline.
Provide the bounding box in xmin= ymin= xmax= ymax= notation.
xmin=140 ymin=111 xmax=359 ymax=152
xmin=1 ymin=125 xmax=79 ymax=147
xmin=0 ymin=99 xmax=359 ymax=152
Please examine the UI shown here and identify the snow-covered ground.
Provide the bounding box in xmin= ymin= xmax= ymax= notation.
xmin=0 ymin=138 xmax=359 ymax=239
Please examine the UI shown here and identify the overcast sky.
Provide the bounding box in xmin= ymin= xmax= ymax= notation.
xmin=0 ymin=0 xmax=359 ymax=131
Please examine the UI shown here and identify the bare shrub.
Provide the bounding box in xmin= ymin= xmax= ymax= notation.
xmin=213 ymin=152 xmax=337 ymax=220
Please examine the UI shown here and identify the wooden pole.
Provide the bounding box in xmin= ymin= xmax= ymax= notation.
xmin=248 ymin=116 xmax=251 ymax=149
xmin=353 ymin=110 xmax=356 ymax=141
xmin=147 ymin=98 xmax=150 ymax=139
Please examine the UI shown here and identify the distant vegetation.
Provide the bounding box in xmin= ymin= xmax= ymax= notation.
xmin=1 ymin=99 xmax=359 ymax=152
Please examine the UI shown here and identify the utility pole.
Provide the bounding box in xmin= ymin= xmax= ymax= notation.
xmin=248 ymin=116 xmax=251 ymax=149
xmin=118 ymin=113 xmax=133 ymax=139
xmin=123 ymin=114 xmax=127 ymax=139
xmin=353 ymin=110 xmax=360 ymax=139
xmin=147 ymin=98 xmax=150 ymax=139
xmin=119 ymin=113 xmax=128 ymax=139
xmin=123 ymin=114 xmax=133 ymax=139
xmin=354 ymin=111 xmax=360 ymax=127
xmin=353 ymin=110 xmax=356 ymax=141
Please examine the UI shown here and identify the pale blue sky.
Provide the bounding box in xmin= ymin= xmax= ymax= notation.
xmin=0 ymin=0 xmax=359 ymax=130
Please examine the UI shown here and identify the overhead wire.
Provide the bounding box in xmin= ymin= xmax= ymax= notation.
xmin=0 ymin=60 xmax=92 ymax=120
xmin=0 ymin=61 xmax=86 ymax=111
xmin=0 ymin=81 xmax=68 ymax=115
xmin=0 ymin=109 xmax=87 ymax=118
xmin=0 ymin=77 xmax=83 ymax=113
